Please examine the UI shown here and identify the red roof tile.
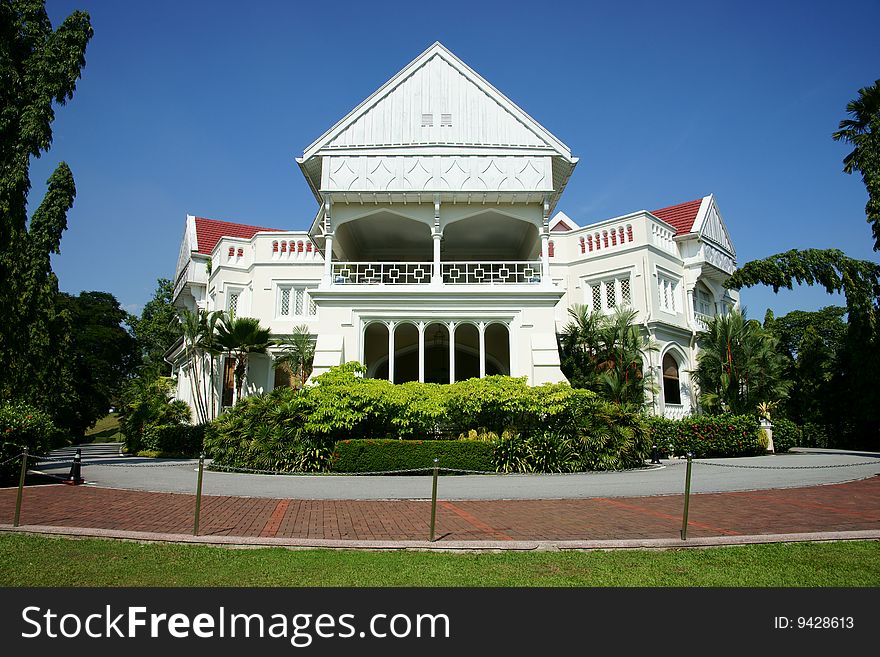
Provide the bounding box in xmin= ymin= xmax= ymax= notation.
xmin=194 ymin=217 xmax=283 ymax=255
xmin=650 ymin=198 xmax=703 ymax=236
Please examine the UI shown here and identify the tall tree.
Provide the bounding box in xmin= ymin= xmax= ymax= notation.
xmin=53 ymin=291 xmax=140 ymax=437
xmin=274 ymin=325 xmax=316 ymax=391
xmin=127 ymin=278 xmax=183 ymax=377
xmin=832 ymin=79 xmax=880 ymax=251
xmin=0 ymin=1 xmax=92 ymax=405
xmin=215 ymin=315 xmax=271 ymax=403
xmin=558 ymin=305 xmax=656 ymax=407
xmin=691 ymin=309 xmax=790 ymax=416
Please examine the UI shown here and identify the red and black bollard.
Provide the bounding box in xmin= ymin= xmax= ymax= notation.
xmin=64 ymin=448 xmax=84 ymax=485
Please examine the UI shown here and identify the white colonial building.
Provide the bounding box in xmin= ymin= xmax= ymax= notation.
xmin=169 ymin=43 xmax=738 ymax=419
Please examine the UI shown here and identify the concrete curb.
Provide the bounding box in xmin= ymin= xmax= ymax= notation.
xmin=2 ymin=524 xmax=878 ymax=552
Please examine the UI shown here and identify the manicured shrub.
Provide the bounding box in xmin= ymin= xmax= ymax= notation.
xmin=646 ymin=414 xmax=764 ymax=458
xmin=142 ymin=423 xmax=206 ymax=457
xmin=207 ymin=364 xmax=650 ymax=474
xmin=0 ymin=401 xmax=61 ymax=484
xmin=118 ymin=376 xmax=191 ymax=453
xmin=770 ymin=418 xmax=799 ymax=453
xmin=331 ymin=439 xmax=495 ymax=474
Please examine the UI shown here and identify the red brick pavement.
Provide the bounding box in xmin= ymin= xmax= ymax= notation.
xmin=1 ymin=476 xmax=879 ymax=542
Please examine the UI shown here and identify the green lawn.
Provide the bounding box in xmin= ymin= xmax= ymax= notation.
xmin=1 ymin=534 xmax=878 ymax=586
xmin=84 ymin=413 xmax=122 ymax=443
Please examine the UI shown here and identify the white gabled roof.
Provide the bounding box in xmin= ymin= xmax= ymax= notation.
xmin=300 ymin=42 xmax=575 ymax=160
xmin=692 ymin=194 xmax=735 ymax=257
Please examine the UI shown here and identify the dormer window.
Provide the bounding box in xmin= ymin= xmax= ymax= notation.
xmin=421 ymin=113 xmax=433 ymax=127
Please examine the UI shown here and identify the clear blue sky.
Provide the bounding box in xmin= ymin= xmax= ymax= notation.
xmin=34 ymin=0 xmax=880 ymax=318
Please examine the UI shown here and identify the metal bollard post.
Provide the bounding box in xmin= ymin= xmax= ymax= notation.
xmin=650 ymin=444 xmax=661 ymax=464
xmin=193 ymin=453 xmax=205 ymax=536
xmin=429 ymin=458 xmax=439 ymax=542
xmin=13 ymin=448 xmax=28 ymax=527
xmin=680 ymin=452 xmax=693 ymax=540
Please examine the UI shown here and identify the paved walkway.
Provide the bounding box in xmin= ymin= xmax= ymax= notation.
xmin=28 ymin=448 xmax=880 ymax=499
xmin=3 ymin=475 xmax=880 ymax=545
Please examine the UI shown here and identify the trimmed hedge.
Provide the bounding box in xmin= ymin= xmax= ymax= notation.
xmin=646 ymin=414 xmax=764 ymax=458
xmin=331 ymin=439 xmax=495 ymax=474
xmin=142 ymin=423 xmax=206 ymax=457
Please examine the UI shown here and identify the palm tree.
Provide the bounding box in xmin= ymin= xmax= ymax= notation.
xmin=832 ymin=79 xmax=880 ymax=251
xmin=179 ymin=308 xmax=209 ymax=424
xmin=273 ymin=324 xmax=315 ymax=390
xmin=692 ymin=309 xmax=790 ymax=415
xmin=215 ymin=314 xmax=272 ymax=403
xmin=558 ymin=305 xmax=656 ymax=407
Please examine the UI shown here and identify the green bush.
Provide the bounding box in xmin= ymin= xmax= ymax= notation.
xmin=770 ymin=418 xmax=799 ymax=453
xmin=0 ymin=401 xmax=61 ymax=484
xmin=646 ymin=414 xmax=764 ymax=458
xmin=205 ymin=390 xmax=334 ymax=473
xmin=118 ymin=376 xmax=191 ymax=453
xmin=142 ymin=423 xmax=206 ymax=457
xmin=331 ymin=439 xmax=495 ymax=474
xmin=207 ymin=364 xmax=650 ymax=474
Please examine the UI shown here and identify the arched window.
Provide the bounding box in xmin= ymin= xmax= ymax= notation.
xmin=662 ymin=353 xmax=681 ymax=405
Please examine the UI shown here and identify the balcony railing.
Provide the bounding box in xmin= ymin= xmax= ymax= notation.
xmin=332 ymin=262 xmax=433 ymax=285
xmin=330 ymin=261 xmax=543 ymax=285
xmin=694 ymin=312 xmax=712 ymax=331
xmin=441 ymin=261 xmax=541 ymax=285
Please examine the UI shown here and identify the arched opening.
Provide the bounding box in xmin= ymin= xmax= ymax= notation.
xmin=423 ymin=323 xmax=450 ymax=383
xmin=662 ymin=352 xmax=682 ymax=405
xmin=484 ymin=323 xmax=510 ymax=376
xmin=335 ymin=212 xmax=431 ymax=262
xmin=443 ymin=211 xmax=540 ymax=261
xmin=364 ymin=322 xmax=390 ymax=380
xmin=454 ymin=323 xmax=480 ymax=381
xmin=393 ymin=323 xmax=419 ymax=383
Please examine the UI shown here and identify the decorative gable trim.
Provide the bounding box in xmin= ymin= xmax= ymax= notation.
xmin=300 ymin=42 xmax=574 ymax=161
xmin=692 ymin=194 xmax=735 ymax=257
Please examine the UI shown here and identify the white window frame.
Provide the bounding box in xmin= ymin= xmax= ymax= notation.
xmin=226 ymin=286 xmax=244 ymax=317
xmin=656 ymin=267 xmax=681 ymax=315
xmin=275 ymin=282 xmax=318 ymax=320
xmin=582 ymin=269 xmax=634 ymax=313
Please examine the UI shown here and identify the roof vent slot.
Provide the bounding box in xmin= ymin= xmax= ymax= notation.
xmin=421 ymin=113 xmax=433 ymax=127
xmin=440 ymin=113 xmax=452 ymax=127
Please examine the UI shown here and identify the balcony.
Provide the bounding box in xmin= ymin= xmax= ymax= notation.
xmin=331 ymin=261 xmax=543 ymax=285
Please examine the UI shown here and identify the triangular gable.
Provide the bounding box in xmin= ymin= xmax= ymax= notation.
xmin=692 ymin=195 xmax=735 ymax=256
xmin=302 ymin=42 xmax=573 ymax=160
xmin=550 ymin=211 xmax=578 ymax=232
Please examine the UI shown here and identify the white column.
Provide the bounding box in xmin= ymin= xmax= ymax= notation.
xmin=387 ymin=321 xmax=396 ymax=383
xmin=418 ymin=321 xmax=425 ymax=383
xmin=448 ymin=322 xmax=456 ymax=384
xmin=432 ymin=232 xmax=442 ymax=286
xmin=322 ymin=198 xmax=333 ymax=285
xmin=478 ymin=321 xmax=486 ymax=379
xmin=541 ymin=232 xmax=550 ymax=286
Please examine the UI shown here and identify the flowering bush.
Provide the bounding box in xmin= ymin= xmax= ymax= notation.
xmin=645 ymin=414 xmax=764 ymax=458
xmin=0 ymin=401 xmax=61 ymax=484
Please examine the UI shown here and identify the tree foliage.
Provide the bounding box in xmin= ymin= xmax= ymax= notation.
xmin=53 ymin=291 xmax=140 ymax=436
xmin=558 ymin=305 xmax=656 ymax=407
xmin=691 ymin=309 xmax=790 ymax=416
xmin=0 ymin=1 xmax=92 ymax=397
xmin=127 ymin=278 xmax=182 ymax=377
xmin=832 ymin=79 xmax=880 ymax=251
